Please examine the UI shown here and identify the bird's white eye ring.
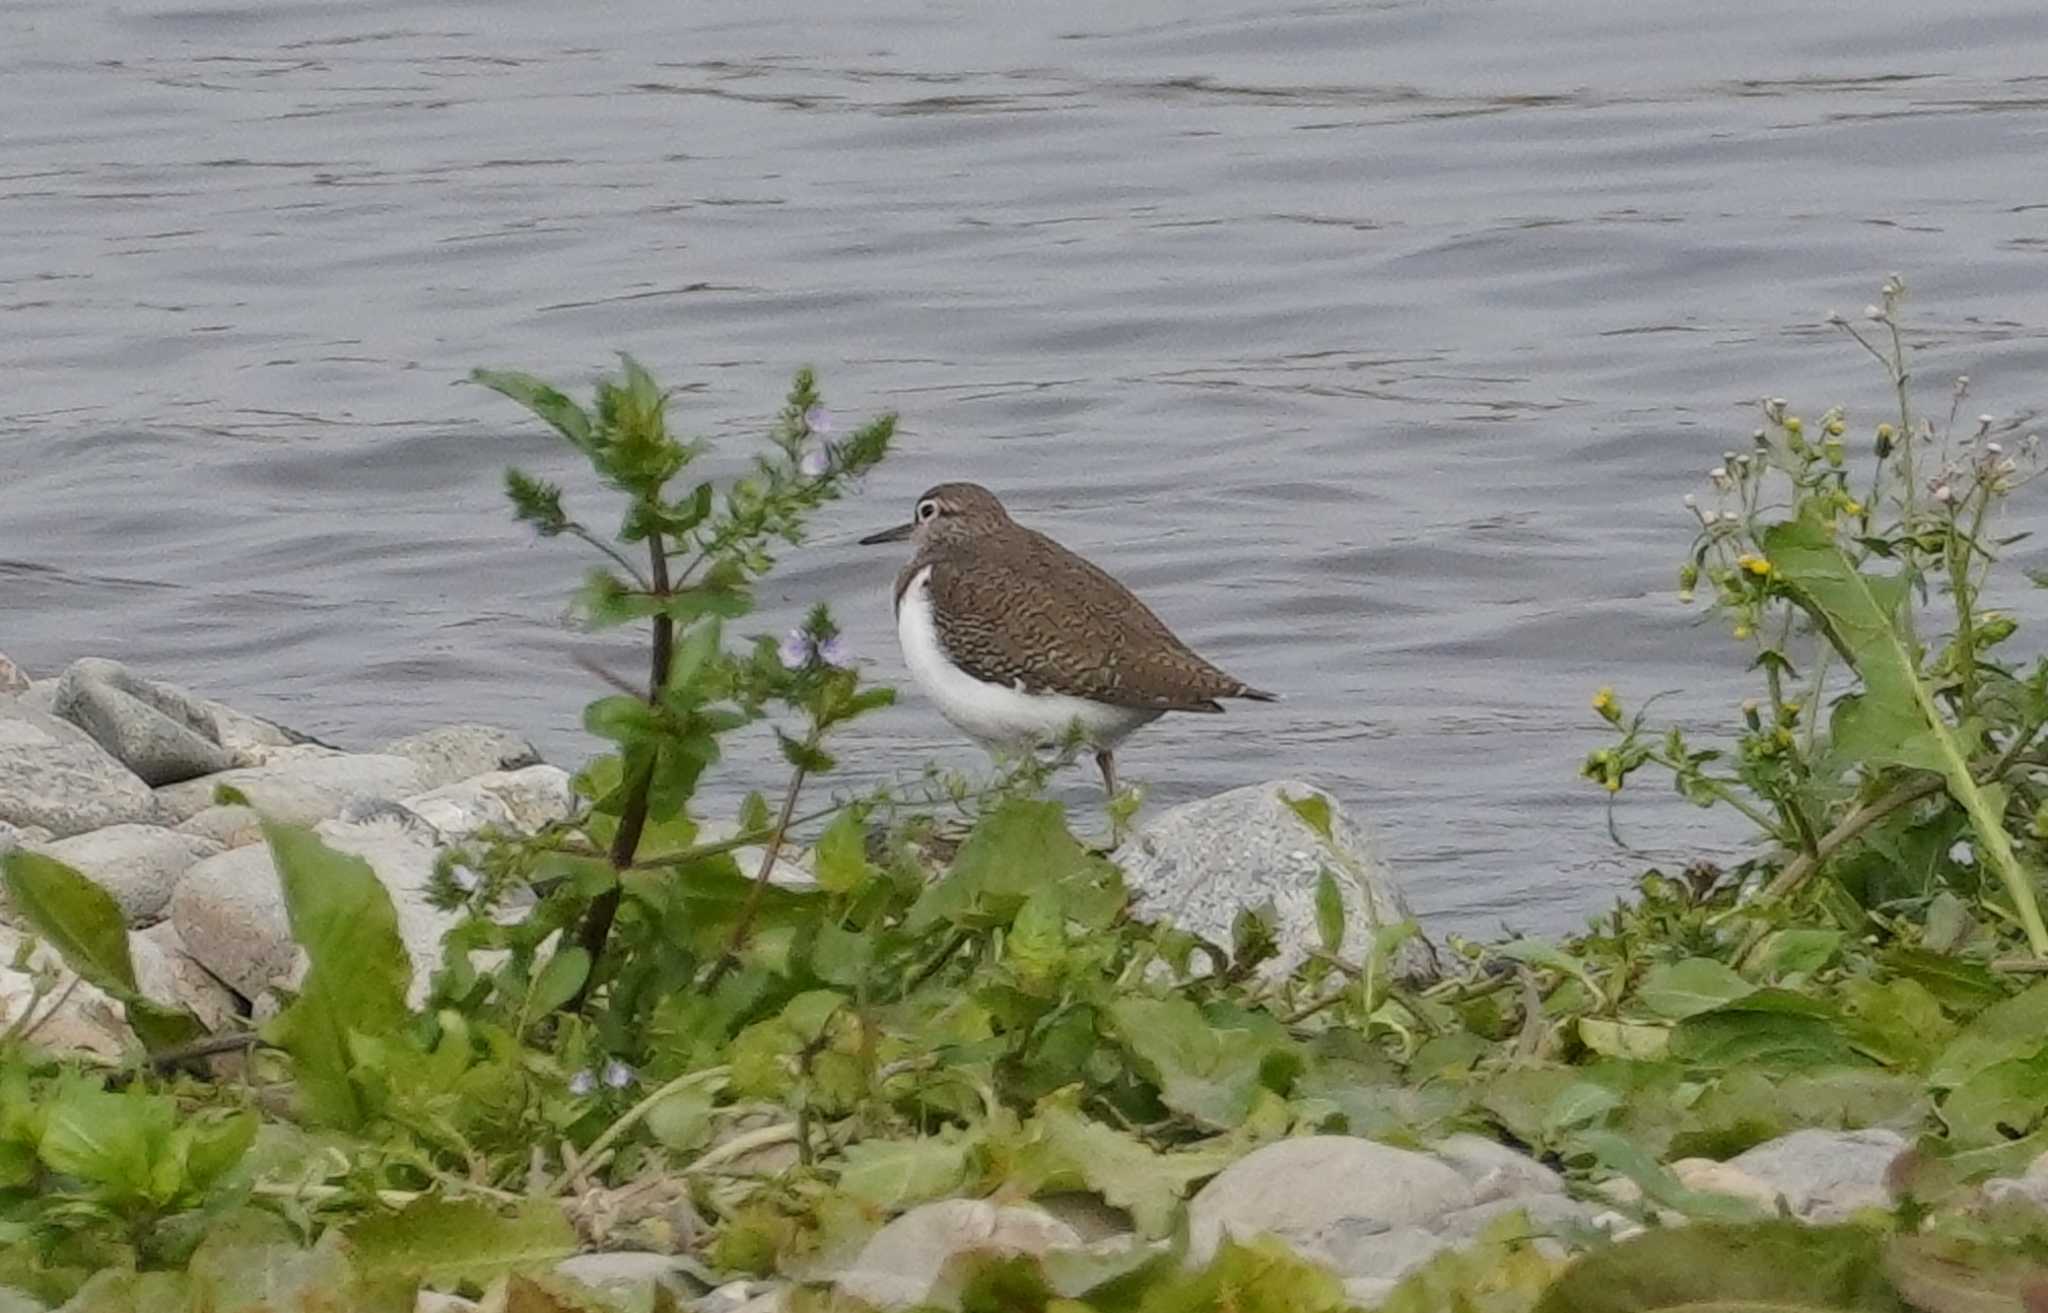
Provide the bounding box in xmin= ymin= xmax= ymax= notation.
xmin=917 ymin=500 xmax=938 ymax=521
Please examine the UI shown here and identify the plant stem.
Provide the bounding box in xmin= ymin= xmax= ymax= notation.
xmin=703 ymin=751 xmax=811 ymax=989
xmin=543 ymin=1065 xmax=731 ymax=1195
xmin=568 ymin=520 xmax=675 ymax=1011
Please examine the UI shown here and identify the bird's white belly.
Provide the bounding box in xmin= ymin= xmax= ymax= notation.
xmin=897 ymin=567 xmax=1159 ymax=753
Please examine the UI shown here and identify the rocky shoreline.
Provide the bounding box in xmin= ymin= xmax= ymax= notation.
xmin=6 ymin=651 xmax=2046 ymax=1312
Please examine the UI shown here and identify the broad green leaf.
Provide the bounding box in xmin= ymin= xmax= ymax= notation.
xmin=1006 ymin=887 xmax=1068 ymax=995
xmin=345 ymin=1198 xmax=577 ymax=1289
xmin=258 ymin=823 xmax=413 ymax=1130
xmin=1281 ymin=791 xmax=1334 ymax=841
xmin=1759 ymin=928 xmax=1843 ymax=977
xmin=1579 ymin=1017 xmax=1671 ymax=1060
xmin=1637 ymin=958 xmax=1756 ymax=1020
xmin=1929 ymin=980 xmax=2048 ymax=1089
xmin=1005 ymin=1104 xmax=1233 ymax=1238
xmin=1132 ymin=1235 xmax=1350 ymax=1313
xmin=1532 ymin=1219 xmax=1901 ymax=1313
xmin=1 ymin=851 xmax=136 ymax=994
xmin=1108 ymin=996 xmax=1299 ymax=1130
xmin=1880 ymin=947 xmax=2005 ymax=1012
xmin=1765 ymin=501 xmax=2048 ymax=954
xmin=812 ymin=809 xmax=875 ymax=896
xmin=1670 ymin=990 xmax=1861 ymax=1070
xmin=525 ymin=948 xmax=591 ymax=1020
xmin=1544 ymin=1081 xmax=1623 ymax=1136
xmin=187 ymin=1227 xmax=405 ymax=1313
xmin=1378 ymin=1208 xmax=1572 ymax=1313
xmin=906 ymin=799 xmax=1121 ymax=933
xmin=1573 ymin=1131 xmax=1767 ymax=1223
xmin=1939 ymin=1045 xmax=2048 ymax=1147
xmin=646 ymin=1085 xmax=714 ymax=1154
xmin=1840 ymin=976 xmax=1954 ymax=1071
xmin=837 ymin=1134 xmax=975 ymax=1211
xmin=36 ymin=1082 xmax=170 ymax=1201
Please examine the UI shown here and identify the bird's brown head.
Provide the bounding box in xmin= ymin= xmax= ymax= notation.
xmin=858 ymin=482 xmax=1011 ymax=548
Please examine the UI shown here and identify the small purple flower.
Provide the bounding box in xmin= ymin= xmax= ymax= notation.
xmin=778 ymin=628 xmax=812 ymax=670
xmin=818 ymin=635 xmax=854 ymax=670
xmin=602 ymin=1059 xmax=637 ymax=1090
xmin=799 ymin=442 xmax=833 ymax=479
xmin=567 ymin=1069 xmax=597 ymax=1097
xmin=804 ymin=406 xmax=835 ymax=437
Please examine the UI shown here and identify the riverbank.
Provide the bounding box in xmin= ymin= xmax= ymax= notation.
xmin=7 ymin=650 xmax=2047 ymax=1312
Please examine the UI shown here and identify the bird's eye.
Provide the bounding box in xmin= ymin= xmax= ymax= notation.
xmin=917 ymin=500 xmax=938 ymax=521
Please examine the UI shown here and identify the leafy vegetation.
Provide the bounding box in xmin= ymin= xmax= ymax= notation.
xmin=6 ymin=282 xmax=2048 ymax=1311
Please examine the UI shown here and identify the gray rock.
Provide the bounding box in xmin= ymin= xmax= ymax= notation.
xmin=176 ymin=804 xmax=264 ymax=849
xmin=0 ymin=704 xmax=160 ymax=838
xmin=553 ymin=1252 xmax=696 ymax=1300
xmin=1185 ymin=1136 xmax=1475 ymax=1275
xmin=1431 ymin=1133 xmax=1567 ymax=1202
xmin=0 ymin=923 xmax=131 ymax=1059
xmin=0 ymin=651 xmax=28 ymax=696
xmin=33 ymin=824 xmax=223 ymax=925
xmin=413 ymin=1295 xmax=478 ymax=1313
xmin=200 ymin=698 xmax=308 ymax=756
xmin=51 ymin=658 xmax=240 ymax=786
xmin=1112 ymin=781 xmax=1437 ymax=984
xmin=834 ymin=1199 xmax=1083 ymax=1308
xmin=154 ymin=751 xmax=429 ymax=827
xmin=132 ymin=920 xmax=242 ymax=1029
xmin=1429 ymin=1193 xmax=1599 ymax=1244
xmin=699 ymin=1282 xmax=788 ymax=1313
xmin=12 ymin=679 xmax=59 ymax=716
xmin=0 ymin=819 xmax=54 ymax=857
xmin=399 ymin=766 xmax=576 ymax=843
xmin=381 ymin=724 xmax=542 ymax=791
xmin=169 ymin=813 xmax=456 ymax=1007
xmin=1719 ymin=1128 xmax=1908 ymax=1222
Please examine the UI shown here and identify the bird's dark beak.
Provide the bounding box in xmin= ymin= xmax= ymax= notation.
xmin=858 ymin=522 xmax=915 ymax=545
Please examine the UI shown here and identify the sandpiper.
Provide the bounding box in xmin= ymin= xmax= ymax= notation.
xmin=859 ymin=482 xmax=1274 ymax=795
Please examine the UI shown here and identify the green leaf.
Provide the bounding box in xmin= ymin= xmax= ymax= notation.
xmin=907 ymin=799 xmax=1121 ymax=933
xmin=645 ymin=1085 xmax=715 ymax=1155
xmin=1929 ymin=980 xmax=2048 ymax=1089
xmin=1 ymin=851 xmax=137 ymax=994
xmin=1766 ymin=501 xmax=2048 ymax=954
xmin=1312 ymin=869 xmax=1345 ymax=955
xmin=837 ymin=1134 xmax=976 ymax=1211
xmin=1759 ymin=928 xmax=1843 ymax=977
xmin=1108 ymin=996 xmax=1299 ymax=1130
xmin=1637 ymin=958 xmax=1757 ymax=1020
xmin=526 ymin=948 xmax=591 ymax=1019
xmin=345 ymin=1198 xmax=577 ymax=1289
xmin=1940 ymin=1045 xmax=2048 ymax=1147
xmin=258 ymin=822 xmax=413 ymax=1130
xmin=1881 ymin=947 xmax=2005 ymax=1012
xmin=37 ymin=1082 xmax=170 ymax=1200
xmin=472 ymin=368 xmax=593 ymax=451
xmin=1005 ymin=1104 xmax=1232 ymax=1238
xmin=812 ymin=809 xmax=875 ymax=896
xmin=1840 ymin=976 xmax=1954 ymax=1071
xmin=1281 ymin=791 xmax=1334 ymax=841
xmin=1579 ymin=1017 xmax=1672 ymax=1060
xmin=1670 ymin=990 xmax=1862 ymax=1070
xmin=1573 ymin=1131 xmax=1766 ymax=1223
xmin=1531 ymin=1219 xmax=1902 ymax=1313
xmin=1493 ymin=937 xmax=1606 ymax=1005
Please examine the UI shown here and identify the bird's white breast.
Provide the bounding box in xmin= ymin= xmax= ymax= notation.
xmin=896 ymin=566 xmax=1158 ymax=753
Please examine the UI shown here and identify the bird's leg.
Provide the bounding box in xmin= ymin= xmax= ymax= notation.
xmin=1095 ymin=748 xmax=1119 ymax=798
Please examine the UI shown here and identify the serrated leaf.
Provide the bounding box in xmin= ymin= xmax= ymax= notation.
xmin=812 ymin=809 xmax=875 ymax=896
xmin=472 ymin=369 xmax=593 ymax=451
xmin=1929 ymin=980 xmax=2048 ymax=1089
xmin=837 ymin=1135 xmax=975 ymax=1211
xmin=1108 ymin=996 xmax=1299 ymax=1130
xmin=1006 ymin=887 xmax=1068 ymax=995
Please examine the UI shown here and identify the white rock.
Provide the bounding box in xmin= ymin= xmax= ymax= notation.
xmin=0 ymin=924 xmax=130 ymax=1059
xmin=31 ymin=824 xmax=223 ymax=925
xmin=704 ymin=819 xmax=817 ymax=890
xmin=52 ymin=658 xmax=239 ymax=786
xmin=12 ymin=679 xmax=59 ymax=716
xmin=1431 ymin=1133 xmax=1567 ymax=1202
xmin=1716 ymin=1128 xmax=1908 ymax=1221
xmin=552 ymin=1252 xmax=694 ymax=1299
xmin=0 ymin=819 xmax=55 ymax=857
xmin=381 ymin=725 xmax=542 ymax=791
xmin=399 ymin=766 xmax=575 ymax=843
xmin=176 ymin=804 xmax=265 ymax=849
xmin=0 ymin=704 xmax=160 ymax=838
xmin=1111 ymin=781 xmax=1437 ymax=983
xmin=0 ymin=651 xmax=28 ymax=696
xmin=834 ymin=1199 xmax=1082 ymax=1308
xmin=1185 ymin=1136 xmax=1475 ymax=1276
xmin=169 ymin=812 xmax=456 ymax=1007
xmin=414 ymin=1294 xmax=478 ymax=1313
xmin=133 ymin=920 xmax=242 ymax=1029
xmin=154 ymin=752 xmax=429 ymax=827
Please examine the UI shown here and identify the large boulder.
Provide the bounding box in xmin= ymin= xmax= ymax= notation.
xmin=0 ymin=922 xmax=239 ymax=1060
xmin=1670 ymin=1127 xmax=1907 ymax=1223
xmin=30 ymin=823 xmax=223 ymax=925
xmin=169 ymin=808 xmax=454 ymax=1007
xmin=397 ymin=766 xmax=576 ymax=842
xmin=381 ymin=725 xmax=542 ymax=791
xmin=51 ymin=658 xmax=240 ymax=786
xmin=154 ymin=750 xmax=430 ymax=827
xmin=1111 ymin=781 xmax=1437 ymax=983
xmin=0 ymin=651 xmax=28 ymax=697
xmin=833 ymin=1199 xmax=1084 ymax=1309
xmin=0 ymin=704 xmax=160 ymax=838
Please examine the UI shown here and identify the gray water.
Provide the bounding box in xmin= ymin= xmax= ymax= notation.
xmin=6 ymin=0 xmax=2048 ymax=935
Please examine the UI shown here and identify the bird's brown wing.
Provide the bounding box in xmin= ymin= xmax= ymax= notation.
xmin=923 ymin=529 xmax=1264 ymax=711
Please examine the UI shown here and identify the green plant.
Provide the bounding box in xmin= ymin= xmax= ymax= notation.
xmin=1587 ymin=275 xmax=2048 ymax=955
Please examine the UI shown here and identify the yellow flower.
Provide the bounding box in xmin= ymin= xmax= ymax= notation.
xmin=1733 ymin=623 xmax=1754 ymax=640
xmin=1592 ymin=686 xmax=1621 ymax=724
xmin=1784 ymin=416 xmax=1804 ymax=435
xmin=1605 ymin=777 xmax=1622 ymax=793
xmin=1736 ymin=554 xmax=1773 ymax=578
